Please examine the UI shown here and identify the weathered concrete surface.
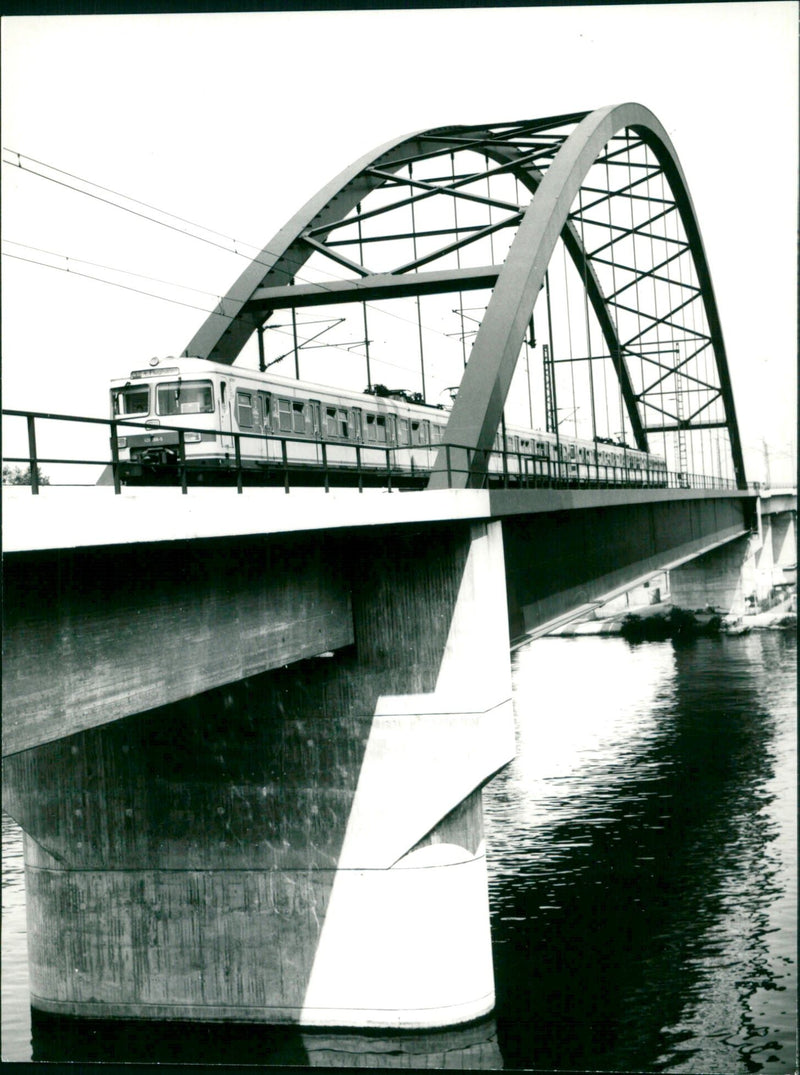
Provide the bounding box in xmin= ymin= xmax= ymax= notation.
xmin=769 ymin=510 xmax=796 ymax=571
xmin=3 ymin=520 xmax=514 ymax=1029
xmin=670 ymin=502 xmax=797 ymax=614
xmin=2 ymin=534 xmax=354 ymax=757
xmin=670 ymin=534 xmax=755 ymax=614
xmin=757 ymin=489 xmax=797 ymax=517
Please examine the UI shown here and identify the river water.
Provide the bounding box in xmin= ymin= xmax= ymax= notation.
xmin=2 ymin=630 xmax=796 ymax=1071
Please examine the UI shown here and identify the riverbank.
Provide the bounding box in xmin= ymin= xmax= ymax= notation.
xmin=550 ymin=593 xmax=797 ymax=639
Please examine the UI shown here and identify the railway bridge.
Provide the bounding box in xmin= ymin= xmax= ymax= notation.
xmin=2 ymin=104 xmax=795 ymax=1031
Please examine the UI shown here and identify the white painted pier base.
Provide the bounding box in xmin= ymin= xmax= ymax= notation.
xmin=303 ymin=522 xmax=515 ymax=1026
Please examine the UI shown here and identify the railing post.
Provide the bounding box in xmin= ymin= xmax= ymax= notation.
xmin=356 ymin=444 xmax=363 ymax=493
xmin=322 ymin=441 xmax=329 ymax=493
xmin=177 ymin=431 xmax=188 ymax=495
xmin=281 ymin=439 xmax=290 ymax=494
xmin=109 ymin=420 xmax=122 ymax=495
xmin=26 ymin=415 xmax=39 ymax=495
xmin=445 ymin=444 xmax=452 ymax=488
xmin=385 ymin=447 xmax=392 ymax=493
xmin=234 ymin=433 xmax=243 ymax=494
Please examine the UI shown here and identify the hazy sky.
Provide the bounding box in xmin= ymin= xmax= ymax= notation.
xmin=2 ymin=3 xmax=797 ymax=483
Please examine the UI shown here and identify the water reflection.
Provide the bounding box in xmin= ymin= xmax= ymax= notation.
xmin=30 ymin=1008 xmax=501 ymax=1067
xmin=485 ymin=632 xmax=796 ymax=1073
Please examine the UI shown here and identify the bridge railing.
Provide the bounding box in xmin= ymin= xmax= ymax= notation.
xmin=435 ymin=443 xmax=742 ymax=493
xmin=2 ymin=408 xmax=743 ymax=495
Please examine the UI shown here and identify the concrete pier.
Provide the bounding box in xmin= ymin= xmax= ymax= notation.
xmin=669 ymin=501 xmax=797 ymax=614
xmin=669 ymin=534 xmax=754 ymax=614
xmin=3 ymin=520 xmax=514 ymax=1028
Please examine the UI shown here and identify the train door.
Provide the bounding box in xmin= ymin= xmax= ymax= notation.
xmin=250 ymin=394 xmax=265 ymax=462
xmin=351 ymin=407 xmax=363 ymax=443
xmin=309 ymin=400 xmax=323 ymax=465
xmin=218 ymin=379 xmax=234 ymax=452
xmin=385 ymin=414 xmax=397 ymax=473
xmin=257 ymin=391 xmax=273 ymax=461
xmin=234 ymin=389 xmax=258 ymax=463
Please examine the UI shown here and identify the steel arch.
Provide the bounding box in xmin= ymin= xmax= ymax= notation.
xmin=183 ymin=104 xmax=745 ymax=490
xmin=427 ymin=103 xmax=745 ymax=489
xmin=182 ymin=128 xmax=466 ymax=363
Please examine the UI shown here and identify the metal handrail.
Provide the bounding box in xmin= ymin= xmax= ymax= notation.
xmin=3 ymin=407 xmax=746 ymax=496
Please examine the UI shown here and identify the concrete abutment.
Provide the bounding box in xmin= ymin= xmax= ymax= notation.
xmin=3 ymin=520 xmax=514 ymax=1029
xmin=669 ymin=506 xmax=796 ymax=613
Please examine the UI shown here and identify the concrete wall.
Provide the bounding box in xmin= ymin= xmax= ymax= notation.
xmin=670 ymin=508 xmax=797 ymax=614
xmin=2 ymin=534 xmax=353 ymax=757
xmin=770 ymin=511 xmax=796 ymax=574
xmin=669 ymin=534 xmax=753 ymax=613
xmin=3 ymin=520 xmax=514 ymax=1029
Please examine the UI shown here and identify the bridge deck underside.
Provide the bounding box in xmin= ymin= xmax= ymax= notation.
xmin=501 ymin=494 xmax=750 ymax=638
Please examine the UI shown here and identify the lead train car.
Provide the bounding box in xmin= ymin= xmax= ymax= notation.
xmin=110 ymin=356 xmax=666 ymax=488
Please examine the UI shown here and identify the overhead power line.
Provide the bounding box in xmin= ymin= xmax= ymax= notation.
xmin=2 ymin=148 xmax=489 ymax=347
xmin=0 ymin=245 xmax=441 ymax=382
xmin=3 ymin=240 xmax=225 ymax=300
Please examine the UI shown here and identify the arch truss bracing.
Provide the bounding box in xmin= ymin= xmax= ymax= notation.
xmin=184 ymin=103 xmax=746 ymax=490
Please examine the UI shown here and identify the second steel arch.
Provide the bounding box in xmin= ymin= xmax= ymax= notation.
xmin=428 ymin=103 xmax=746 ymax=489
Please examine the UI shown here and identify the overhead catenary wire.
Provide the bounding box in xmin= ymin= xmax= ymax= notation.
xmin=1 ymin=246 xmax=445 ymax=384
xmin=3 ymin=239 xmax=229 ymax=301
xmin=1 ymin=148 xmax=480 ymax=352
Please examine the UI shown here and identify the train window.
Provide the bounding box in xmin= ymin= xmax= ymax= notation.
xmin=431 ymin=424 xmax=444 ymax=443
xmin=278 ymin=399 xmax=293 ymax=433
xmin=411 ymin=420 xmax=427 ymax=446
xmin=113 ymin=385 xmax=149 ymax=416
xmin=292 ymin=401 xmax=306 ymax=434
xmin=366 ymin=414 xmax=387 ymax=443
xmin=157 ymin=380 xmax=214 ymax=416
xmin=325 ymin=407 xmax=349 ymax=438
xmin=397 ymin=417 xmax=409 ymax=445
xmin=237 ymin=391 xmax=254 ymax=428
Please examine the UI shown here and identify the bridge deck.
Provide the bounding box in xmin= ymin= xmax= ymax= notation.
xmin=3 ymin=485 xmax=759 ymax=553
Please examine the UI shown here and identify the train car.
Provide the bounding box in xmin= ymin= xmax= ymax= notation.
xmin=109 ymin=355 xmax=667 ymax=488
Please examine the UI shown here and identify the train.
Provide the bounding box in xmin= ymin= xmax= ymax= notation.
xmin=109 ymin=355 xmax=668 ymax=488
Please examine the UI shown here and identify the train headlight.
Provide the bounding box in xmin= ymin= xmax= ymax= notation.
xmin=184 ymin=432 xmax=202 ymax=443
